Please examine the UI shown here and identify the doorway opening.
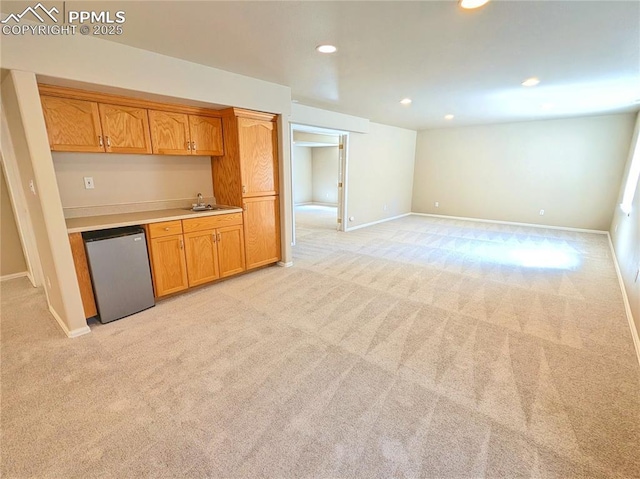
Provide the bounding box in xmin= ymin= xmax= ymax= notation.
xmin=290 ymin=125 xmax=348 ymax=243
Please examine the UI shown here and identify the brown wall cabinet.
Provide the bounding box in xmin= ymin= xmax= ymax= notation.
xmin=39 ymin=85 xmax=224 ymax=156
xmin=149 ymin=110 xmax=223 ymax=156
xmin=41 ymin=96 xmax=104 ymax=153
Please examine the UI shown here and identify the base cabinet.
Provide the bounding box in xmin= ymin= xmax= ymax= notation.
xmin=149 ymin=235 xmax=189 ymax=297
xmin=148 ymin=214 xmax=245 ymax=297
xmin=243 ymin=196 xmax=280 ymax=270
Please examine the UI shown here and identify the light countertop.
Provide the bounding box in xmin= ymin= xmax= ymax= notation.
xmin=66 ymin=207 xmax=243 ymax=233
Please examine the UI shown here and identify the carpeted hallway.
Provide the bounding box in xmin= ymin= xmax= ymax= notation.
xmin=2 ymin=215 xmax=639 ymax=478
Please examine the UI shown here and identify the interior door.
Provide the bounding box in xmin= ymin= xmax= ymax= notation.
xmin=189 ymin=115 xmax=224 ymax=156
xmin=41 ymin=96 xmax=104 ymax=152
xmin=148 ymin=110 xmax=191 ymax=155
xmin=238 ymin=117 xmax=278 ymax=196
xmin=99 ymin=104 xmax=152 ymax=154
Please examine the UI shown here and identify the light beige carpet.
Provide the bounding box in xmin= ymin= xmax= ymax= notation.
xmin=2 ymin=215 xmax=639 ymax=478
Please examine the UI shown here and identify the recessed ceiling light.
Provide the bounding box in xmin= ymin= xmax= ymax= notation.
xmin=444 ymin=114 xmax=455 ymax=120
xmin=459 ymin=0 xmax=490 ymax=9
xmin=400 ymin=98 xmax=412 ymax=105
xmin=316 ymin=45 xmax=337 ymax=54
xmin=522 ymin=77 xmax=540 ymax=87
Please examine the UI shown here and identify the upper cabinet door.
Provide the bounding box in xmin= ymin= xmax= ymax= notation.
xmin=99 ymin=104 xmax=152 ymax=154
xmin=148 ymin=110 xmax=191 ymax=155
xmin=237 ymin=118 xmax=278 ymax=197
xmin=189 ymin=115 xmax=224 ymax=156
xmin=41 ymin=96 xmax=104 ymax=152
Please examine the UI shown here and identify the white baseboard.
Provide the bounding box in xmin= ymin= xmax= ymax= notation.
xmin=411 ymin=212 xmax=608 ymax=235
xmin=607 ymin=233 xmax=640 ymax=367
xmin=345 ymin=213 xmax=411 ymax=232
xmin=277 ymin=261 xmax=294 ymax=268
xmin=0 ymin=271 xmax=28 ymax=282
xmin=48 ymin=305 xmax=91 ymax=338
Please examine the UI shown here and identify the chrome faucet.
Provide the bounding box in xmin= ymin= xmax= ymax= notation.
xmin=197 ymin=193 xmax=204 ymax=207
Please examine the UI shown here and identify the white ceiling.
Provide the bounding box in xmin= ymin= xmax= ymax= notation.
xmin=6 ymin=1 xmax=640 ymax=130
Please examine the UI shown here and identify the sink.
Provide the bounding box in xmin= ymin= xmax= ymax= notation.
xmin=184 ymin=205 xmax=234 ymax=212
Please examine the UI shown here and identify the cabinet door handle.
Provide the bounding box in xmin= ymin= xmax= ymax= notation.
xmin=99 ymin=136 xmax=103 ymax=147
xmin=164 ymin=227 xmax=170 ymax=231
xmin=217 ymin=233 xmax=221 ymax=242
xmin=212 ymin=232 xmax=216 ymax=243
xmin=106 ymin=136 xmax=111 ymax=147
xmin=242 ymin=185 xmax=246 ymax=194
xmin=187 ymin=141 xmax=191 ymax=151
xmin=180 ymin=238 xmax=184 ymax=249
xmin=192 ymin=141 xmax=196 ymax=152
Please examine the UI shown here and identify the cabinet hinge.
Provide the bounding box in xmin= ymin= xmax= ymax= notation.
xmin=337 ymin=218 xmax=342 ymax=224
xmin=337 ymin=182 xmax=343 ymax=188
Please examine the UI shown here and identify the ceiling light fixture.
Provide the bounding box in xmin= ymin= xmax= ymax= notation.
xmin=316 ymin=45 xmax=337 ymax=54
xmin=445 ymin=114 xmax=454 ymax=120
xmin=459 ymin=0 xmax=490 ymax=9
xmin=400 ymin=98 xmax=412 ymax=105
xmin=522 ymin=77 xmax=540 ymax=87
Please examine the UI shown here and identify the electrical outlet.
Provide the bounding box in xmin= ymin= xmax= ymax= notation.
xmin=383 ymin=204 xmax=387 ymax=211
xmin=435 ymin=201 xmax=439 ymax=208
xmin=84 ymin=177 xmax=95 ymax=189
xmin=539 ymin=209 xmax=545 ymax=216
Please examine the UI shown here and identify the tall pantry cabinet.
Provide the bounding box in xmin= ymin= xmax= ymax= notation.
xmin=212 ymin=109 xmax=281 ymax=269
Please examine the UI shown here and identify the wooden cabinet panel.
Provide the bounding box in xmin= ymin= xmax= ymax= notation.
xmin=189 ymin=115 xmax=224 ymax=156
xmin=218 ymin=225 xmax=246 ymax=278
xmin=182 ymin=213 xmax=243 ymax=233
xmin=41 ymin=96 xmax=104 ymax=152
xmin=98 ymin=104 xmax=152 ymax=154
xmin=68 ymin=233 xmax=98 ymax=318
xmin=243 ymin=195 xmax=280 ymax=269
xmin=148 ymin=220 xmax=183 ymax=239
xmin=184 ymin=230 xmax=219 ymax=287
xmin=149 ymin=235 xmax=189 ymax=297
xmin=149 ymin=110 xmax=190 ymax=155
xmin=238 ymin=117 xmax=278 ymax=197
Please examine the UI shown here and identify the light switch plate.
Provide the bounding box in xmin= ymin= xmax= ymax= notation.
xmin=84 ymin=177 xmax=94 ymax=189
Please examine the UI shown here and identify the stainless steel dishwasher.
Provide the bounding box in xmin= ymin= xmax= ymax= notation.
xmin=83 ymin=226 xmax=155 ymax=323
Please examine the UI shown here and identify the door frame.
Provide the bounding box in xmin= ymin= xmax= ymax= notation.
xmin=289 ymin=123 xmax=349 ymax=245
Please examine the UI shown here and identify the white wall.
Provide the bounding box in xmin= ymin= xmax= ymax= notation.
xmin=610 ymin=112 xmax=640 ymax=345
xmin=0 ymin=165 xmax=26 ymax=276
xmin=292 ymin=146 xmax=312 ymax=204
xmin=348 ymin=122 xmax=417 ymax=228
xmin=312 ymin=147 xmax=339 ymax=205
xmin=53 ymin=153 xmax=214 ymax=210
xmin=412 ymin=114 xmax=635 ymax=230
xmin=1 ymin=71 xmax=88 ymax=336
